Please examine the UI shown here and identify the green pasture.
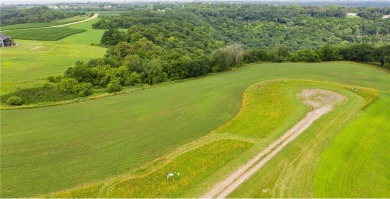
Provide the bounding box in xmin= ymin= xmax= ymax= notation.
xmin=228 ymin=84 xmax=375 ymax=197
xmin=46 ymin=140 xmax=252 ymax=197
xmin=97 ymin=11 xmax=125 ymax=16
xmin=313 ymin=95 xmax=390 ymax=197
xmin=44 ymin=80 xmax=367 ymax=198
xmin=1 ymin=62 xmax=389 ymax=197
xmin=0 ymin=18 xmax=106 ymax=95
xmin=215 ymin=81 xmax=307 ymax=138
xmin=4 ymin=27 xmax=86 ymax=41
xmin=0 ymin=15 xmax=90 ymax=30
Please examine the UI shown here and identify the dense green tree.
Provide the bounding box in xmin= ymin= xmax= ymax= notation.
xmin=212 ymin=48 xmax=234 ymax=72
xmin=142 ymin=59 xmax=167 ymax=85
xmin=320 ymin=45 xmax=343 ymax=61
xmin=101 ymin=29 xmax=126 ymax=46
xmin=342 ymin=44 xmax=375 ymax=62
xmin=57 ymin=4 xmax=390 ymax=97
xmin=0 ymin=6 xmax=85 ymax=26
xmin=289 ymin=49 xmax=322 ymax=62
xmin=373 ymin=45 xmax=390 ymax=66
xmin=106 ymin=79 xmax=122 ymax=93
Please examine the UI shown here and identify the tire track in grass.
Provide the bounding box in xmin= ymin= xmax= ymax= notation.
xmin=203 ymin=89 xmax=343 ymax=198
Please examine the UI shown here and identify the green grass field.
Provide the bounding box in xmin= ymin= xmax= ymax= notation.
xmin=0 ymin=18 xmax=106 ymax=95
xmin=313 ymin=95 xmax=390 ymax=197
xmin=44 ymin=139 xmax=252 ymax=197
xmin=227 ymin=85 xmax=376 ymax=197
xmin=4 ymin=27 xmax=86 ymax=41
xmin=1 ymin=62 xmax=389 ymax=197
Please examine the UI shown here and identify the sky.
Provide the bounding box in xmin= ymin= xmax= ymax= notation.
xmin=1 ymin=0 xmax=389 ymax=5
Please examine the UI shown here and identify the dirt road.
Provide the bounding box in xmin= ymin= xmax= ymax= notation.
xmin=203 ymin=89 xmax=343 ymax=198
xmin=51 ymin=13 xmax=99 ymax=27
xmin=1 ymin=14 xmax=99 ymax=32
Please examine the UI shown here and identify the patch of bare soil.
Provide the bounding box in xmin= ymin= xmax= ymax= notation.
xmin=203 ymin=89 xmax=343 ymax=198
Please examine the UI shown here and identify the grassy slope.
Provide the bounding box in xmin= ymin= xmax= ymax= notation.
xmin=228 ymin=85 xmax=371 ymax=197
xmin=313 ymin=95 xmax=390 ymax=197
xmin=1 ymin=62 xmax=389 ymax=197
xmin=46 ymin=139 xmax=252 ymax=197
xmin=44 ymin=80 xmax=306 ymax=197
xmin=0 ymin=19 xmax=106 ymax=95
xmin=215 ymin=81 xmax=307 ymax=139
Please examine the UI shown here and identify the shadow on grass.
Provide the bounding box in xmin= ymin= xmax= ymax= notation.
xmin=1 ymin=87 xmax=77 ymax=105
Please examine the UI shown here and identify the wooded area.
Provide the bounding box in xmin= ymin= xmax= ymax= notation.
xmin=55 ymin=4 xmax=390 ymax=97
xmin=0 ymin=6 xmax=85 ymax=26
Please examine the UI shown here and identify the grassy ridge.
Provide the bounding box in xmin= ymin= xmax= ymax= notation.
xmin=313 ymin=95 xmax=390 ymax=197
xmin=5 ymin=27 xmax=86 ymax=41
xmin=216 ymin=81 xmax=307 ymax=138
xmin=1 ymin=63 xmax=389 ymax=197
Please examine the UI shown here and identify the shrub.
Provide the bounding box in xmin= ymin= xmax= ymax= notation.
xmin=41 ymin=82 xmax=54 ymax=89
xmin=47 ymin=76 xmax=62 ymax=83
xmin=6 ymin=96 xmax=24 ymax=106
xmin=73 ymin=83 xmax=93 ymax=97
xmin=58 ymin=78 xmax=78 ymax=93
xmin=106 ymin=79 xmax=122 ymax=93
xmin=124 ymin=72 xmax=141 ymax=86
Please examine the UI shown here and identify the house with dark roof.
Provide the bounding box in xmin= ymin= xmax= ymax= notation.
xmin=0 ymin=33 xmax=14 ymax=47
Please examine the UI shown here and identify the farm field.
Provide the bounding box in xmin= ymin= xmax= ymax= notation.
xmin=1 ymin=62 xmax=389 ymax=197
xmin=4 ymin=27 xmax=86 ymax=41
xmin=313 ymin=95 xmax=390 ymax=197
xmin=0 ymin=18 xmax=106 ymax=95
xmin=0 ymin=15 xmax=90 ymax=30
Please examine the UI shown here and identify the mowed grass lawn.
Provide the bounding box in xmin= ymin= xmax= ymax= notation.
xmin=0 ymin=18 xmax=106 ymax=95
xmin=1 ymin=62 xmax=390 ymax=197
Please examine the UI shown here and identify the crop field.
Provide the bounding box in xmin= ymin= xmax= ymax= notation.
xmin=4 ymin=27 xmax=86 ymax=41
xmin=1 ymin=62 xmax=389 ymax=197
xmin=0 ymin=18 xmax=106 ymax=95
xmin=0 ymin=15 xmax=90 ymax=30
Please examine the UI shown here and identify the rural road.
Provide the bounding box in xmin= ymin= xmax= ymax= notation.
xmin=203 ymin=89 xmax=343 ymax=198
xmin=1 ymin=14 xmax=99 ymax=31
xmin=51 ymin=13 xmax=99 ymax=27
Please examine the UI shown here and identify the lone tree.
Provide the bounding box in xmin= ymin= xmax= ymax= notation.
xmin=212 ymin=43 xmax=244 ymax=71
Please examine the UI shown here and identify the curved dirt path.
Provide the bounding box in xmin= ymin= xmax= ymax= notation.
xmin=203 ymin=89 xmax=343 ymax=198
xmin=50 ymin=13 xmax=99 ymax=27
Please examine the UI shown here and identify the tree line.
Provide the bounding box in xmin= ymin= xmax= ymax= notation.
xmin=54 ymin=4 xmax=389 ymax=97
xmin=0 ymin=6 xmax=85 ymax=26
